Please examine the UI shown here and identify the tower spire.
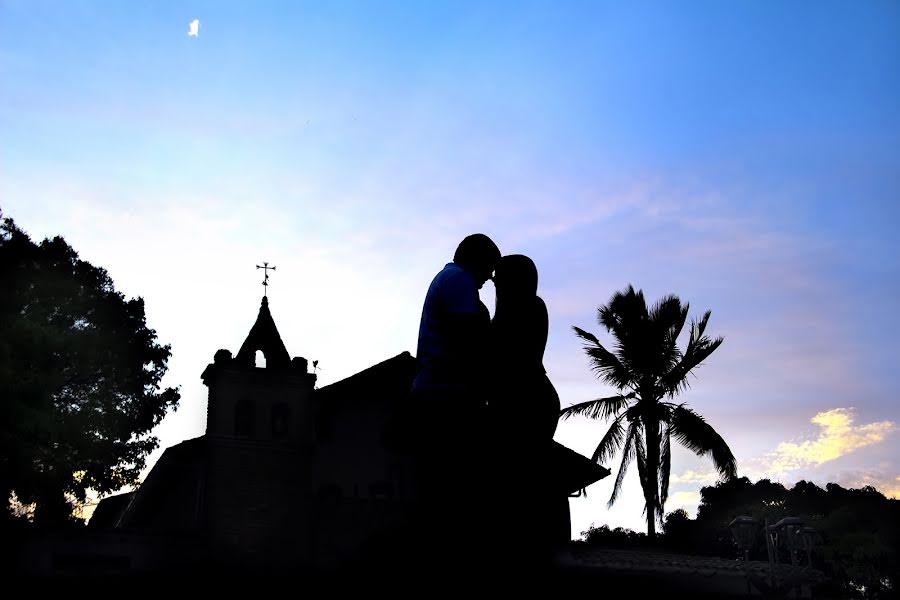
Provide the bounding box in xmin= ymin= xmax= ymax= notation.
xmin=234 ymin=295 xmax=291 ymax=368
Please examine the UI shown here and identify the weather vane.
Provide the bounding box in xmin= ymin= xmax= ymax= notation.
xmin=256 ymin=262 xmax=276 ymax=297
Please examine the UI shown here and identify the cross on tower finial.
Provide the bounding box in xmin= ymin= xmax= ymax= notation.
xmin=256 ymin=262 xmax=276 ymax=297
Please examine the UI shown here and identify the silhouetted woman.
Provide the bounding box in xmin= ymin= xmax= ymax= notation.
xmin=490 ymin=254 xmax=560 ymax=439
xmin=488 ymin=254 xmax=568 ymax=565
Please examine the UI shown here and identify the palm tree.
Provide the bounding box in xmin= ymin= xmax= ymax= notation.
xmin=562 ymin=285 xmax=736 ymax=538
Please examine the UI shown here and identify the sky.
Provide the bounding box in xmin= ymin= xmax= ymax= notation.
xmin=1 ymin=1 xmax=898 ymax=536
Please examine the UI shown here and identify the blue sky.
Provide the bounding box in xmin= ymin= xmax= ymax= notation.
xmin=2 ymin=1 xmax=898 ymax=535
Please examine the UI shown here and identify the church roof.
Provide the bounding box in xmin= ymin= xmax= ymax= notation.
xmin=87 ymin=491 xmax=135 ymax=529
xmin=314 ymin=352 xmax=415 ymax=446
xmin=315 ymin=351 xmax=415 ymax=406
xmin=116 ymin=436 xmax=207 ymax=532
xmin=235 ymin=296 xmax=291 ymax=369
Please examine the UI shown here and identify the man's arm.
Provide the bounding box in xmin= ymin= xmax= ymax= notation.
xmin=440 ymin=272 xmax=491 ymax=383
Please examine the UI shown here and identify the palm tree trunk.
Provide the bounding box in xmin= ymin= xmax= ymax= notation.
xmin=643 ymin=410 xmax=660 ymax=540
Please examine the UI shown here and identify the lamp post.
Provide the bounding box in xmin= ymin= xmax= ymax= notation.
xmin=729 ymin=516 xmax=758 ymax=562
xmin=730 ymin=516 xmax=758 ymax=595
xmin=774 ymin=516 xmax=806 ymax=567
xmin=799 ymin=526 xmax=817 ymax=569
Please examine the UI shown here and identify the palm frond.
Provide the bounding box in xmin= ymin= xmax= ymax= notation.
xmin=633 ymin=424 xmax=660 ymax=522
xmin=655 ymin=298 xmax=688 ymax=379
xmin=636 ymin=442 xmax=648 ymax=517
xmin=600 ymin=287 xmax=649 ymax=375
xmin=670 ymin=405 xmax=737 ymax=480
xmin=559 ymin=392 xmax=635 ymax=421
xmin=573 ymin=326 xmax=634 ymax=389
xmin=659 ymin=425 xmax=671 ymax=510
xmin=661 ymin=310 xmax=724 ymax=396
xmin=598 ymin=285 xmax=644 ymax=338
xmin=667 ymin=302 xmax=690 ymax=347
xmin=607 ymin=420 xmax=638 ymax=508
xmin=590 ymin=414 xmax=627 ymax=464
xmin=572 ymin=326 xmax=600 ymax=346
xmin=694 ymin=310 xmax=711 ymax=340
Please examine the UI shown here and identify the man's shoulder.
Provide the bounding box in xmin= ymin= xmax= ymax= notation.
xmin=432 ymin=262 xmax=474 ymax=289
xmin=424 ymin=263 xmax=479 ymax=313
xmin=437 ymin=261 xmax=464 ymax=276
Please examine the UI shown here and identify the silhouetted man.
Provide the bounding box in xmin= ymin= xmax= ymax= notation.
xmin=413 ymin=233 xmax=499 ymax=398
xmin=410 ymin=233 xmax=500 ymax=570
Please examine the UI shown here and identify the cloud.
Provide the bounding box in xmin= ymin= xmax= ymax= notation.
xmin=761 ymin=408 xmax=896 ymax=475
xmin=859 ymin=473 xmax=900 ymax=499
xmin=670 ymin=469 xmax=720 ymax=485
xmin=667 ymin=491 xmax=701 ymax=517
xmin=831 ymin=468 xmax=900 ymax=500
xmin=667 ymin=409 xmax=897 ymax=501
xmin=188 ymin=19 xmax=199 ymax=37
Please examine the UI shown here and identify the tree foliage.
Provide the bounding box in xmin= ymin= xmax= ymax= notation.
xmin=563 ymin=285 xmax=735 ymax=537
xmin=0 ymin=214 xmax=180 ymax=526
xmin=693 ymin=478 xmax=897 ymax=599
xmin=578 ymin=478 xmax=898 ymax=599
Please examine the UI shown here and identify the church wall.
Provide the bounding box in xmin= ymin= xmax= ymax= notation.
xmin=206 ymin=439 xmax=313 ymax=569
xmin=312 ymin=394 xmax=418 ymax=568
xmin=313 ymin=395 xmax=420 ymax=502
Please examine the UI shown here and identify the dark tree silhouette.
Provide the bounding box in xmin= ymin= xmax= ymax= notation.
xmin=0 ymin=214 xmax=180 ymax=526
xmin=578 ymin=477 xmax=898 ymax=599
xmin=690 ymin=477 xmax=898 ymax=600
xmin=562 ymin=285 xmax=736 ymax=538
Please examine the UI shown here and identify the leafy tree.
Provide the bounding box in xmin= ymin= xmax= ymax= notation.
xmin=578 ymin=523 xmax=649 ymax=549
xmin=661 ymin=508 xmax=694 ymax=551
xmin=580 ymin=478 xmax=897 ymax=599
xmin=0 ymin=214 xmax=180 ymax=526
xmin=692 ymin=478 xmax=898 ymax=599
xmin=562 ymin=285 xmax=736 ymax=538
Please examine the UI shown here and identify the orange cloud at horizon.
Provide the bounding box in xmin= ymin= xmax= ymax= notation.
xmin=767 ymin=408 xmax=896 ymax=473
xmin=668 ymin=408 xmax=898 ymax=500
xmin=859 ymin=473 xmax=900 ymax=499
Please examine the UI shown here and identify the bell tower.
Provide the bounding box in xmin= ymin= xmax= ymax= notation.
xmin=201 ymin=296 xmax=317 ymax=570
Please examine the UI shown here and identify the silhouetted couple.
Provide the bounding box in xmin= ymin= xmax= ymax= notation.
xmin=410 ymin=233 xmax=565 ymax=575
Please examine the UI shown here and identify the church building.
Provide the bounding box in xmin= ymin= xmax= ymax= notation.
xmin=89 ymin=295 xmax=419 ymax=573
